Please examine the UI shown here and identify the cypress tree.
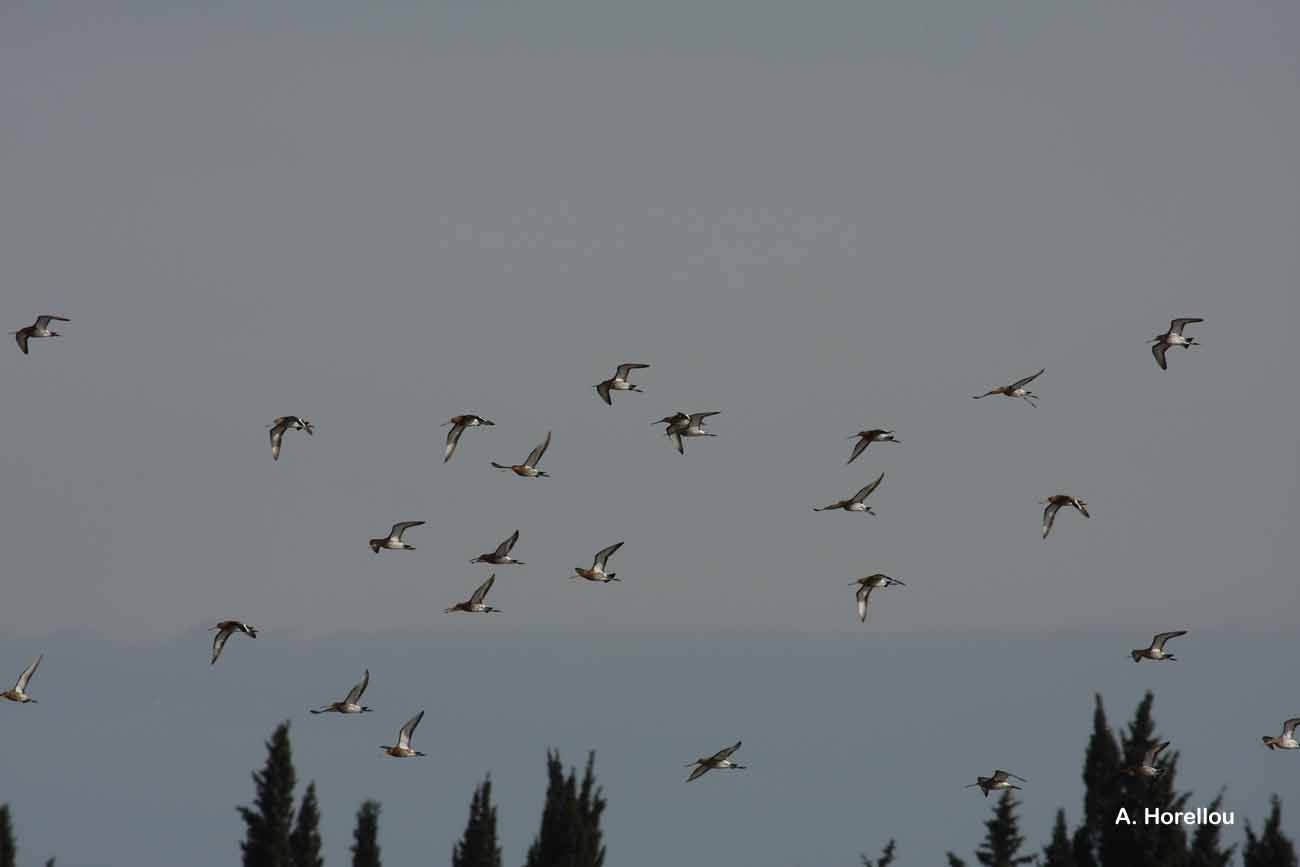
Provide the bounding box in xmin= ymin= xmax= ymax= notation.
xmin=452 ymin=776 xmax=502 ymax=867
xmin=351 ymin=800 xmax=382 ymax=867
xmin=1072 ymin=695 xmax=1120 ymax=867
xmin=860 ymin=839 xmax=896 ymax=867
xmin=946 ymin=855 xmax=968 ymax=867
xmin=523 ymin=750 xmax=607 ymax=867
xmin=974 ymin=791 xmax=1034 ymax=867
xmin=1042 ymin=809 xmax=1077 ymax=867
xmin=290 ymin=782 xmax=324 ymax=867
xmin=1187 ymin=791 xmax=1233 ymax=867
xmin=1244 ymin=796 xmax=1298 ymax=867
xmin=0 ymin=805 xmax=14 ymax=867
xmin=238 ymin=721 xmax=298 ymax=867
xmin=1108 ymin=692 xmax=1189 ymax=867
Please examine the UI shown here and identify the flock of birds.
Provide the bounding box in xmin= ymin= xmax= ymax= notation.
xmin=6 ymin=311 xmax=1298 ymax=791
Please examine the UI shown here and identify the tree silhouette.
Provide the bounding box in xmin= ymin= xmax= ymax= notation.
xmin=0 ymin=805 xmax=14 ymax=867
xmin=1244 ymin=796 xmax=1298 ymax=867
xmin=453 ymin=775 xmax=502 ymax=867
xmin=1041 ymin=809 xmax=1077 ymax=867
xmin=860 ymin=839 xmax=896 ymax=867
xmin=1187 ymin=790 xmax=1233 ymax=867
xmin=289 ymin=782 xmax=324 ymax=867
xmin=238 ymin=721 xmax=298 ymax=867
xmin=974 ymin=791 xmax=1034 ymax=867
xmin=351 ymin=800 xmax=382 ymax=867
xmin=523 ymin=750 xmax=607 ymax=867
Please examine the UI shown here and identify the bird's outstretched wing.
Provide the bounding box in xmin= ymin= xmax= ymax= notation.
xmin=593 ymin=541 xmax=624 ymax=570
xmin=14 ymin=654 xmax=42 ymax=691
xmin=526 ymin=431 xmax=551 ymax=466
xmin=470 ymin=574 xmax=496 ymax=606
xmin=1010 ymin=369 xmax=1045 ymax=391
xmin=494 ymin=530 xmax=520 ymax=558
xmin=345 ymin=670 xmax=370 ymax=705
xmin=398 ymin=710 xmax=425 ymax=748
xmin=444 ymin=421 xmax=466 ymax=462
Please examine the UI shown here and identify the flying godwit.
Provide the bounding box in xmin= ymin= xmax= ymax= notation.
xmin=268 ymin=416 xmax=313 ymax=461
xmin=1151 ymin=318 xmax=1203 ymax=370
xmin=210 ymin=621 xmax=257 ymax=666
xmin=973 ymin=369 xmax=1044 ymax=407
xmin=0 ymin=654 xmax=42 ymax=703
xmin=443 ymin=415 xmax=494 ymax=463
xmin=311 ymin=670 xmax=372 ymax=714
xmin=12 ymin=315 xmax=69 ymax=355
xmin=686 ymin=741 xmax=746 ymax=782
xmin=846 ymin=429 xmax=899 ymax=465
xmin=1130 ymin=630 xmax=1187 ymax=663
xmin=595 ymin=363 xmax=650 ymax=405
xmin=380 ymin=710 xmax=427 ymax=758
xmin=491 ymin=431 xmax=551 ymax=477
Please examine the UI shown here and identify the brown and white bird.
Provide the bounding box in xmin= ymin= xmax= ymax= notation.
xmin=13 ymin=315 xmax=69 ymax=355
xmin=471 ymin=529 xmax=524 ymax=565
xmin=850 ymin=574 xmax=905 ymax=623
xmin=0 ymin=654 xmax=43 ymax=703
xmin=965 ymin=769 xmax=1026 ymax=797
xmin=311 ymin=670 xmax=372 ymax=714
xmin=973 ymin=369 xmax=1044 ymax=407
xmin=1131 ymin=630 xmax=1187 ymax=663
xmin=1151 ymin=318 xmax=1203 ymax=370
xmin=814 ymin=472 xmax=885 ymax=514
xmin=369 ymin=521 xmax=426 ymax=553
xmin=660 ymin=412 xmax=720 ymax=455
xmin=846 ymin=429 xmax=899 ymax=465
xmin=1121 ymin=741 xmax=1169 ymax=778
xmin=491 ymin=431 xmax=551 ymax=477
xmin=685 ymin=741 xmax=746 ymax=782
xmin=443 ymin=415 xmax=494 ymax=463
xmin=595 ymin=363 xmax=650 ymax=405
xmin=1040 ymin=495 xmax=1089 ymax=539
xmin=573 ymin=542 xmax=624 ymax=583
xmin=268 ymin=416 xmax=313 ymax=461
xmin=445 ymin=574 xmax=502 ymax=614
xmin=210 ymin=621 xmax=257 ymax=666
xmin=380 ymin=710 xmax=427 ymax=758
xmin=1262 ymin=718 xmax=1300 ymax=751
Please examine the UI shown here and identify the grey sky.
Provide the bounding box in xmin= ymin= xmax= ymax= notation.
xmin=1 ymin=1 xmax=1296 ymax=865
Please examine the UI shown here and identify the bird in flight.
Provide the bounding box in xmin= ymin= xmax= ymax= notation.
xmin=846 ymin=429 xmax=899 ymax=465
xmin=380 ymin=710 xmax=427 ymax=758
xmin=1040 ymin=495 xmax=1089 ymax=539
xmin=445 ymin=574 xmax=502 ymax=614
xmin=1130 ymin=630 xmax=1187 ymax=663
xmin=13 ymin=315 xmax=69 ymax=355
xmin=369 ymin=520 xmax=426 ymax=553
xmin=0 ymin=654 xmax=43 ymax=704
xmin=814 ymin=472 xmax=885 ymax=514
xmin=268 ymin=416 xmax=313 ymax=461
xmin=685 ymin=741 xmax=746 ymax=782
xmin=492 ymin=431 xmax=551 ymax=477
xmin=471 ymin=529 xmax=525 ymax=566
xmin=311 ymin=670 xmax=372 ymax=714
xmin=965 ymin=769 xmax=1026 ymax=797
xmin=973 ymin=369 xmax=1045 ymax=407
xmin=210 ymin=621 xmax=257 ymax=666
xmin=661 ymin=411 xmax=720 ymax=454
xmin=850 ymin=574 xmax=905 ymax=623
xmin=1262 ymin=718 xmax=1300 ymax=751
xmin=1121 ymin=741 xmax=1170 ymax=778
xmin=1150 ymin=318 xmax=1203 ymax=370
xmin=443 ymin=415 xmax=494 ymax=463
xmin=595 ymin=363 xmax=650 ymax=405
xmin=573 ymin=541 xmax=624 ymax=583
